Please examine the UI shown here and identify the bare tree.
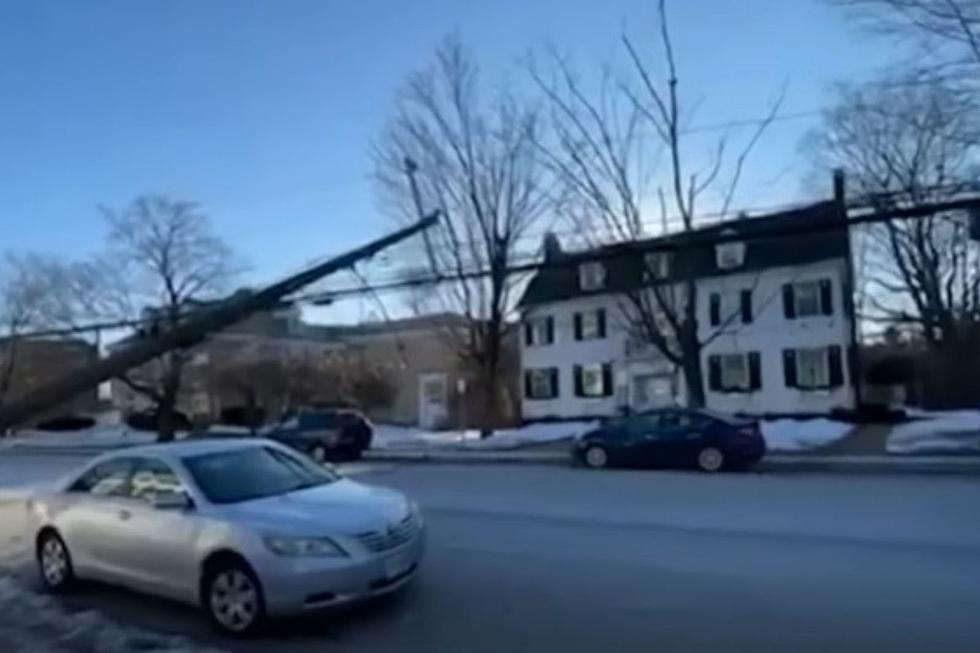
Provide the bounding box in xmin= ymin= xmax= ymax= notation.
xmin=0 ymin=255 xmax=49 ymax=408
xmin=375 ymin=36 xmax=549 ymax=432
xmin=531 ymin=0 xmax=782 ymax=408
xmin=807 ymin=80 xmax=980 ymax=344
xmin=834 ymin=0 xmax=980 ymax=87
xmin=102 ymin=196 xmax=237 ymax=441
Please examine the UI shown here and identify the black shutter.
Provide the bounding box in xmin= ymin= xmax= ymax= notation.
xmin=573 ymin=313 xmax=583 ymax=340
xmin=827 ymin=346 xmax=843 ymax=388
xmin=523 ymin=371 xmax=533 ymax=398
xmin=709 ymin=293 xmax=721 ymax=326
xmin=524 ymin=322 xmax=533 ymax=346
xmin=708 ymin=355 xmax=722 ymax=391
xmin=749 ymin=352 xmax=761 ymax=390
xmin=601 ymin=363 xmax=613 ymax=396
xmin=783 ymin=349 xmax=797 ymax=388
xmin=820 ymin=279 xmax=833 ymax=315
xmin=546 ymin=316 xmax=555 ymax=344
xmin=597 ymin=309 xmax=607 ymax=338
xmin=782 ymin=284 xmax=796 ymax=319
xmin=741 ymin=290 xmax=753 ymax=324
xmin=550 ymin=368 xmax=560 ymax=398
xmin=573 ymin=365 xmax=584 ymax=397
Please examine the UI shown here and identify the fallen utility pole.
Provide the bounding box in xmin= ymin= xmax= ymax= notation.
xmin=0 ymin=214 xmax=438 ymax=430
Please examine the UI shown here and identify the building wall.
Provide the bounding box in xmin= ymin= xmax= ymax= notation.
xmin=698 ymin=259 xmax=854 ymax=414
xmin=520 ymin=258 xmax=855 ymax=419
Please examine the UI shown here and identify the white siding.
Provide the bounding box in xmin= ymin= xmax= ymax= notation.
xmin=699 ymin=259 xmax=854 ymax=413
xmin=520 ymin=257 xmax=856 ymax=419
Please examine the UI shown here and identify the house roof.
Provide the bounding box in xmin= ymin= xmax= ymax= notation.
xmin=518 ymin=200 xmax=848 ymax=308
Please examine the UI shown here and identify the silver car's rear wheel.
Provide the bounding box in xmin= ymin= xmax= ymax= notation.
xmin=207 ymin=566 xmax=263 ymax=635
xmin=37 ymin=531 xmax=73 ymax=591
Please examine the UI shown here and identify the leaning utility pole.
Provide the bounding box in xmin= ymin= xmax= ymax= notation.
xmin=0 ymin=215 xmax=438 ymax=430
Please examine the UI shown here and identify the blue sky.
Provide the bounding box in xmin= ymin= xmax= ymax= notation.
xmin=0 ymin=0 xmax=899 ymax=319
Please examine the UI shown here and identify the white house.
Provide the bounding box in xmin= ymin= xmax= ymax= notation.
xmin=518 ymin=200 xmax=856 ymax=419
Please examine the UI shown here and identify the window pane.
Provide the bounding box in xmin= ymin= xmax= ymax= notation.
xmin=581 ymin=364 xmax=604 ymax=397
xmin=796 ymin=348 xmax=829 ymax=388
xmin=529 ymin=369 xmax=555 ymax=399
xmin=795 ymin=282 xmax=821 ymax=317
xmin=720 ymin=354 xmax=748 ymax=390
xmin=580 ymin=312 xmax=599 ymax=339
xmin=579 ymin=263 xmax=605 ymax=290
xmin=70 ymin=459 xmax=134 ymax=497
xmin=129 ymin=458 xmax=184 ymax=504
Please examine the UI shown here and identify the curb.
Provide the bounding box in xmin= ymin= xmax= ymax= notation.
xmin=5 ymin=443 xmax=980 ymax=475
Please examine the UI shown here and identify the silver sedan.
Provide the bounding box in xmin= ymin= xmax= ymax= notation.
xmin=26 ymin=438 xmax=425 ymax=635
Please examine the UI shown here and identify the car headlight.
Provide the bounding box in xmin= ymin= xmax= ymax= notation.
xmin=263 ymin=536 xmax=347 ymax=557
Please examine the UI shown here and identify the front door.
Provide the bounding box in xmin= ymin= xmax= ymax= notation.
xmin=418 ymin=373 xmax=448 ymax=429
xmin=109 ymin=457 xmax=202 ymax=600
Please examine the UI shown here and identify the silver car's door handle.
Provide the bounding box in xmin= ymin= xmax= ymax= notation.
xmin=117 ymin=509 xmax=132 ymax=521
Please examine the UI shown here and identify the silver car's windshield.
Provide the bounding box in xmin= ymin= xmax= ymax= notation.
xmin=183 ymin=446 xmax=339 ymax=505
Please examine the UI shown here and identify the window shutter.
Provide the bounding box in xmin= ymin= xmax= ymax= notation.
xmin=709 ymin=293 xmax=721 ymax=326
xmin=708 ymin=355 xmax=722 ymax=391
xmin=741 ymin=290 xmax=753 ymax=324
xmin=601 ymin=363 xmax=613 ymax=396
xmin=828 ymin=346 xmax=844 ymax=388
xmin=550 ymin=368 xmax=560 ymax=398
xmin=546 ymin=317 xmax=555 ymax=344
xmin=783 ymin=349 xmax=797 ymax=388
xmin=820 ymin=279 xmax=833 ymax=315
xmin=597 ymin=309 xmax=607 ymax=338
xmin=749 ymin=352 xmax=761 ymax=390
xmin=523 ymin=371 xmax=533 ymax=398
xmin=524 ymin=322 xmax=533 ymax=346
xmin=782 ymin=284 xmax=796 ymax=319
xmin=573 ymin=365 xmax=584 ymax=397
xmin=573 ymin=314 xmax=583 ymax=341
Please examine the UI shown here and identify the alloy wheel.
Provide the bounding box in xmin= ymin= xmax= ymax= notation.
xmin=39 ymin=534 xmax=70 ymax=589
xmin=209 ymin=569 xmax=259 ymax=633
xmin=698 ymin=447 xmax=725 ymax=473
xmin=584 ymin=446 xmax=608 ymax=469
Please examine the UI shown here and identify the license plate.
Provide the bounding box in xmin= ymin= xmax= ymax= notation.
xmin=384 ymin=552 xmax=413 ymax=579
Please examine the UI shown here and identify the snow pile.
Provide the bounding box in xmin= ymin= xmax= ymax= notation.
xmin=373 ymin=421 xmax=598 ymax=451
xmin=761 ymin=419 xmax=853 ymax=452
xmin=887 ymin=411 xmax=980 ymax=454
xmin=0 ymin=572 xmax=225 ymax=653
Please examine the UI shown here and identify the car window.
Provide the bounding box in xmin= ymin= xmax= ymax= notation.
xmin=128 ymin=458 xmax=185 ymax=504
xmin=69 ymin=458 xmax=135 ymax=497
xmin=659 ymin=410 xmax=695 ymax=428
xmin=626 ymin=413 xmax=663 ymax=437
xmin=183 ymin=446 xmax=339 ymax=505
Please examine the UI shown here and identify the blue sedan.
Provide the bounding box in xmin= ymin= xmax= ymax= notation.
xmin=573 ymin=408 xmax=766 ymax=472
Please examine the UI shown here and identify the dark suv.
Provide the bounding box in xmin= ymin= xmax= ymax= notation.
xmin=265 ymin=408 xmax=374 ymax=462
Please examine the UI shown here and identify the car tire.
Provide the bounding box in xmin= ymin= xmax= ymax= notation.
xmin=697 ymin=446 xmax=725 ymax=473
xmin=203 ymin=559 xmax=266 ymax=637
xmin=583 ymin=445 xmax=609 ymax=469
xmin=36 ymin=530 xmax=75 ymax=592
xmin=311 ymin=445 xmax=327 ymax=464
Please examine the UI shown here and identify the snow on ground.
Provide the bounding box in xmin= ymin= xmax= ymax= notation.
xmin=373 ymin=421 xmax=599 ymax=451
xmin=760 ymin=419 xmax=853 ymax=452
xmin=887 ymin=410 xmax=980 ymax=455
xmin=0 ymin=571 xmax=224 ymax=653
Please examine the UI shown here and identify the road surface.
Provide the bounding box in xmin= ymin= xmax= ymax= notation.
xmin=1 ymin=453 xmax=980 ymax=652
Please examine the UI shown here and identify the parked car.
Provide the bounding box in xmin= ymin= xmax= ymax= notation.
xmin=265 ymin=408 xmax=373 ymax=462
xmin=125 ymin=409 xmax=192 ymax=433
xmin=28 ymin=439 xmax=425 ymax=635
xmin=573 ymin=408 xmax=765 ymax=472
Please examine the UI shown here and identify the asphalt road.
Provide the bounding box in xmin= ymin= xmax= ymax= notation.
xmin=3 ymin=455 xmax=980 ymax=652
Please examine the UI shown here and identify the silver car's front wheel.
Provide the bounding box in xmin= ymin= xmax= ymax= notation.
xmin=37 ymin=531 xmax=73 ymax=591
xmin=207 ymin=566 xmax=264 ymax=635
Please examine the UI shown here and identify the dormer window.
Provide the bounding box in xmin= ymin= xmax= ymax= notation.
xmin=644 ymin=252 xmax=671 ymax=281
xmin=579 ymin=262 xmax=606 ymax=291
xmin=715 ymin=229 xmax=746 ymax=270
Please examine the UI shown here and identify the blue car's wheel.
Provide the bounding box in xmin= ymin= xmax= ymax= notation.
xmin=583 ymin=445 xmax=609 ymax=469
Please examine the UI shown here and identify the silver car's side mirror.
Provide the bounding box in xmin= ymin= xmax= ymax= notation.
xmin=151 ymin=492 xmax=192 ymax=511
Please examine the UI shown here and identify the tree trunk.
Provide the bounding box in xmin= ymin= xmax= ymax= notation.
xmin=681 ymin=352 xmax=706 ymax=409
xmin=156 ymin=354 xmax=183 ymax=442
